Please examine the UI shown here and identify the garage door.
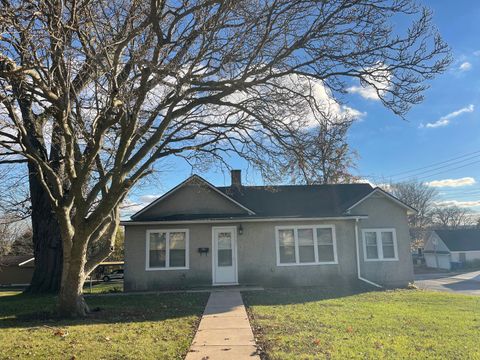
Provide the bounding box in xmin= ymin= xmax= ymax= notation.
xmin=425 ymin=253 xmax=451 ymax=270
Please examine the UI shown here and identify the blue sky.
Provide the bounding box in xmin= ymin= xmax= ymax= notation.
xmin=348 ymin=0 xmax=480 ymax=210
xmin=127 ymin=1 xmax=480 ymax=214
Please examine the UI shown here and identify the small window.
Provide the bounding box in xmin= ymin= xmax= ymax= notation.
xmin=276 ymin=225 xmax=337 ymax=266
xmin=317 ymin=228 xmax=335 ymax=262
xmin=362 ymin=229 xmax=398 ymax=261
xmin=278 ymin=229 xmax=296 ymax=264
xmin=298 ymin=229 xmax=315 ymax=263
xmin=146 ymin=230 xmax=189 ymax=270
xmin=217 ymin=232 xmax=233 ymax=267
xmin=364 ymin=232 xmax=378 ymax=259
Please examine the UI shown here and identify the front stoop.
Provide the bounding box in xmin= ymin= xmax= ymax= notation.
xmin=185 ymin=291 xmax=261 ymax=360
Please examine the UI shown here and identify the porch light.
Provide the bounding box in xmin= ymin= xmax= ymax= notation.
xmin=238 ymin=224 xmax=243 ymax=235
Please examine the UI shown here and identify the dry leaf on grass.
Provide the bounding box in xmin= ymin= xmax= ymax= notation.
xmin=53 ymin=329 xmax=69 ymax=338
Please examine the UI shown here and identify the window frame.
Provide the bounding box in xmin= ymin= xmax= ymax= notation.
xmin=361 ymin=228 xmax=398 ymax=262
xmin=145 ymin=229 xmax=190 ymax=271
xmin=275 ymin=225 xmax=338 ymax=266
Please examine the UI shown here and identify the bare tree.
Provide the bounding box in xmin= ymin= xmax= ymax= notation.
xmin=0 ymin=0 xmax=449 ymax=316
xmin=390 ymin=180 xmax=438 ymax=248
xmin=431 ymin=206 xmax=475 ymax=229
xmin=278 ymin=116 xmax=358 ymax=184
xmin=0 ymin=221 xmax=19 ymax=256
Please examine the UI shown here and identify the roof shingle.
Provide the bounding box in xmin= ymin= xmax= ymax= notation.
xmin=217 ymin=184 xmax=373 ymax=218
xmin=435 ymin=229 xmax=480 ymax=251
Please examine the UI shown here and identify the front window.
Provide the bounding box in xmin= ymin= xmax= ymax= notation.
xmin=362 ymin=229 xmax=398 ymax=261
xmin=147 ymin=230 xmax=189 ymax=270
xmin=276 ymin=226 xmax=337 ymax=265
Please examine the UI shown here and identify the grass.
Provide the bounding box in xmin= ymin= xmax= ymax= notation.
xmin=83 ymin=281 xmax=124 ymax=294
xmin=243 ymin=288 xmax=480 ymax=360
xmin=0 ymin=289 xmax=209 ymax=360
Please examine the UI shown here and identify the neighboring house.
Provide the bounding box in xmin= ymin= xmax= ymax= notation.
xmin=122 ymin=170 xmax=416 ymax=291
xmin=0 ymin=255 xmax=34 ymax=286
xmin=424 ymin=229 xmax=480 ymax=270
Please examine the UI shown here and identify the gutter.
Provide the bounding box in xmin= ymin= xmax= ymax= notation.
xmin=121 ymin=215 xmax=368 ymax=226
xmin=354 ymin=218 xmax=382 ymax=288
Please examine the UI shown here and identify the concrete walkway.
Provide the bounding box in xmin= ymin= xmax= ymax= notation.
xmin=185 ymin=291 xmax=260 ymax=360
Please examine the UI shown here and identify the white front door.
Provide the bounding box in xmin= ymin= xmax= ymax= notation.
xmin=212 ymin=227 xmax=238 ymax=285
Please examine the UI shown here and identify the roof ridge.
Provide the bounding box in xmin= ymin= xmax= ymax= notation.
xmin=217 ymin=183 xmax=372 ymax=189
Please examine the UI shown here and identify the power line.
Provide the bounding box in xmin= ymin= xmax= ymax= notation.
xmin=393 ymin=154 xmax=480 ymax=182
xmin=404 ymin=159 xmax=480 ymax=182
xmin=387 ymin=149 xmax=480 ymax=178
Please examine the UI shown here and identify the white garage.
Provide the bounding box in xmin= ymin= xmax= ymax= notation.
xmin=424 ymin=252 xmax=451 ymax=270
xmin=424 ymin=229 xmax=480 ymax=270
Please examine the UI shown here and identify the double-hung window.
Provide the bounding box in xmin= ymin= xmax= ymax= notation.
xmin=362 ymin=228 xmax=398 ymax=261
xmin=146 ymin=229 xmax=189 ymax=270
xmin=276 ymin=225 xmax=337 ymax=266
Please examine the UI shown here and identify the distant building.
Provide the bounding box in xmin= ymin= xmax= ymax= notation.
xmin=0 ymin=255 xmax=34 ymax=285
xmin=424 ymin=229 xmax=480 ymax=270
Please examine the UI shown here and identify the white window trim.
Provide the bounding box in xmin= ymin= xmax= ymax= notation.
xmin=145 ymin=229 xmax=190 ymax=271
xmin=275 ymin=225 xmax=338 ymax=266
xmin=362 ymin=228 xmax=398 ymax=262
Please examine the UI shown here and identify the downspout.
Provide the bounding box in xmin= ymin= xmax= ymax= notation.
xmin=354 ymin=218 xmax=382 ymax=288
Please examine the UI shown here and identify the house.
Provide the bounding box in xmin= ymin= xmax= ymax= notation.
xmin=121 ymin=170 xmax=416 ymax=290
xmin=0 ymin=255 xmax=34 ymax=286
xmin=424 ymin=229 xmax=480 ymax=270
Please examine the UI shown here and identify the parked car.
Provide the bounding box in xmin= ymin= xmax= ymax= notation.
xmin=102 ymin=269 xmax=124 ymax=282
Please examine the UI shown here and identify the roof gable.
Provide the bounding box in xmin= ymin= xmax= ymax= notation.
xmin=131 ymin=175 xmax=254 ymax=221
xmin=345 ymin=187 xmax=417 ymax=214
xmin=434 ymin=229 xmax=480 ymax=251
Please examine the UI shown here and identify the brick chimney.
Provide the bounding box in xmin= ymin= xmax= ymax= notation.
xmin=230 ymin=169 xmax=242 ymax=189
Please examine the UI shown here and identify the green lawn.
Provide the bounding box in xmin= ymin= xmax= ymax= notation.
xmin=83 ymin=281 xmax=124 ymax=294
xmin=0 ymin=290 xmax=209 ymax=360
xmin=244 ymin=288 xmax=480 ymax=360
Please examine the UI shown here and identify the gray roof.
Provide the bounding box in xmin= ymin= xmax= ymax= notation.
xmin=435 ymin=229 xmax=480 ymax=251
xmin=129 ymin=177 xmax=375 ymax=221
xmin=217 ymin=184 xmax=374 ymax=218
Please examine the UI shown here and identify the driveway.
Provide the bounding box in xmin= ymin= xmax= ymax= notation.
xmin=415 ymin=270 xmax=480 ymax=295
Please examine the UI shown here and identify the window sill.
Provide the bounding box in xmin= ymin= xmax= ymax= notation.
xmin=364 ymin=258 xmax=398 ymax=262
xmin=145 ymin=267 xmax=189 ymax=271
xmin=277 ymin=262 xmax=338 ymax=267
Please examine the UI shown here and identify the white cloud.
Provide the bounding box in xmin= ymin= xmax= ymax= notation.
xmin=223 ymin=73 xmax=367 ymax=127
xmin=139 ymin=194 xmax=159 ymax=203
xmin=435 ymin=200 xmax=480 ymax=208
xmin=347 ymin=85 xmax=379 ymax=100
xmin=120 ymin=194 xmax=159 ymax=218
xmin=302 ymin=75 xmax=366 ymax=121
xmin=347 ymin=63 xmax=391 ymax=101
xmin=459 ymin=61 xmax=472 ymax=71
xmin=426 ymin=177 xmax=476 ymax=188
xmin=421 ymin=104 xmax=474 ymax=129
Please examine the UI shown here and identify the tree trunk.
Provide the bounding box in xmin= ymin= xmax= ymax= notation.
xmin=57 ymin=256 xmax=89 ymax=318
xmin=25 ymin=163 xmax=63 ymax=294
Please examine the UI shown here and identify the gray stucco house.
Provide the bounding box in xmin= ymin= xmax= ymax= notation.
xmin=122 ymin=170 xmax=416 ymax=291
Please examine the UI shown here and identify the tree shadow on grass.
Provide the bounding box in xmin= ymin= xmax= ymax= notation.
xmin=242 ymin=281 xmax=382 ymax=307
xmin=0 ymin=291 xmax=209 ymax=329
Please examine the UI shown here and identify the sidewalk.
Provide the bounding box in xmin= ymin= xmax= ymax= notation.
xmin=185 ymin=291 xmax=260 ymax=360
